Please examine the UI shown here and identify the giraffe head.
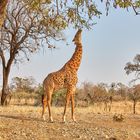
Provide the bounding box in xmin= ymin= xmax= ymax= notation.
xmin=72 ymin=29 xmax=82 ymax=45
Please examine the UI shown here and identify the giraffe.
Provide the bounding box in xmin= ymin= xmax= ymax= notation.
xmin=42 ymin=29 xmax=83 ymax=122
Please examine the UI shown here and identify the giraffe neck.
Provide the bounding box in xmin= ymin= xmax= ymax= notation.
xmin=64 ymin=43 xmax=82 ymax=71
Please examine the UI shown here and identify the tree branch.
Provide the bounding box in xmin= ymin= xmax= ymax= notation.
xmin=0 ymin=47 xmax=6 ymax=68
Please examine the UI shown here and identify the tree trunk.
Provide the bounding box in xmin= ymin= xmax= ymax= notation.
xmin=1 ymin=67 xmax=10 ymax=105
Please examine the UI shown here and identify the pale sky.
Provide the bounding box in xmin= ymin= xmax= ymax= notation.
xmin=1 ymin=7 xmax=140 ymax=86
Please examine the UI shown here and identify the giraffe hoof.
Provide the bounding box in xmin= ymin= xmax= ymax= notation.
xmin=72 ymin=117 xmax=77 ymax=123
xmin=42 ymin=116 xmax=46 ymax=121
xmin=49 ymin=120 xmax=54 ymax=123
xmin=49 ymin=117 xmax=54 ymax=123
xmin=73 ymin=120 xmax=77 ymax=123
xmin=62 ymin=120 xmax=66 ymax=123
xmin=62 ymin=116 xmax=66 ymax=123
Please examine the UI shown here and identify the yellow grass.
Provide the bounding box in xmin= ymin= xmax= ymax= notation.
xmin=0 ymin=101 xmax=140 ymax=115
xmin=0 ymin=101 xmax=140 ymax=140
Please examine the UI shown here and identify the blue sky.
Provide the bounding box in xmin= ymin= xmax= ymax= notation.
xmin=1 ymin=6 xmax=140 ymax=86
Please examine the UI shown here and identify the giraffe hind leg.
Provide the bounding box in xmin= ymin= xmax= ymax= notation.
xmin=41 ymin=90 xmax=53 ymax=122
xmin=41 ymin=94 xmax=47 ymax=120
xmin=47 ymin=92 xmax=53 ymax=123
xmin=63 ymin=93 xmax=71 ymax=122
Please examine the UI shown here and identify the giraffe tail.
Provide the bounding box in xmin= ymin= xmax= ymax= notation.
xmin=41 ymin=94 xmax=48 ymax=106
xmin=41 ymin=94 xmax=44 ymax=105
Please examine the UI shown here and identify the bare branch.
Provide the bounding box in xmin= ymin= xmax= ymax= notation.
xmin=0 ymin=47 xmax=6 ymax=68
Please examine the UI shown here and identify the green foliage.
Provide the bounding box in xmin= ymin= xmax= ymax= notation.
xmin=1 ymin=0 xmax=140 ymax=29
xmin=35 ymin=84 xmax=44 ymax=95
xmin=23 ymin=0 xmax=101 ymax=29
xmin=101 ymin=0 xmax=140 ymax=15
xmin=135 ymin=0 xmax=140 ymax=7
xmin=52 ymin=89 xmax=67 ymax=106
xmin=115 ymin=0 xmax=132 ymax=8
xmin=24 ymin=0 xmax=140 ymax=30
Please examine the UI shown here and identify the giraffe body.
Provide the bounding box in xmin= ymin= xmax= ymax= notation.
xmin=42 ymin=29 xmax=82 ymax=122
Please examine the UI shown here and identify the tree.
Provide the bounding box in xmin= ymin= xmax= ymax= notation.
xmin=92 ymin=83 xmax=108 ymax=102
xmin=1 ymin=0 xmax=140 ymax=29
xmin=11 ymin=76 xmax=36 ymax=93
xmin=124 ymin=54 xmax=140 ymax=82
xmin=24 ymin=0 xmax=140 ymax=31
xmin=96 ymin=83 xmax=113 ymax=112
xmin=0 ymin=0 xmax=102 ymax=30
xmin=128 ymin=84 xmax=140 ymax=114
xmin=124 ymin=54 xmax=140 ymax=112
xmin=23 ymin=0 xmax=101 ymax=29
xmin=116 ymin=82 xmax=128 ymax=100
xmin=101 ymin=0 xmax=140 ymax=15
xmin=27 ymin=0 xmax=140 ymax=17
xmin=0 ymin=0 xmax=64 ymax=105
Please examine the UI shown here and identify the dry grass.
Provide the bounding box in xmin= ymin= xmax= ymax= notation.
xmin=90 ymin=101 xmax=140 ymax=114
xmin=0 ymin=101 xmax=140 ymax=140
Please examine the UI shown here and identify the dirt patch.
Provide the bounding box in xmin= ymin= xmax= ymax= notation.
xmin=0 ymin=105 xmax=140 ymax=140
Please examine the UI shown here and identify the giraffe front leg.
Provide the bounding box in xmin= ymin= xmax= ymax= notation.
xmin=63 ymin=93 xmax=71 ymax=123
xmin=71 ymin=94 xmax=76 ymax=122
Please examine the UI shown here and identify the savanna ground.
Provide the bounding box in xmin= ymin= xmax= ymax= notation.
xmin=0 ymin=101 xmax=140 ymax=140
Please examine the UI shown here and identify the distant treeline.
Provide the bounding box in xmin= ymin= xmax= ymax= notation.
xmin=1 ymin=77 xmax=140 ymax=112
